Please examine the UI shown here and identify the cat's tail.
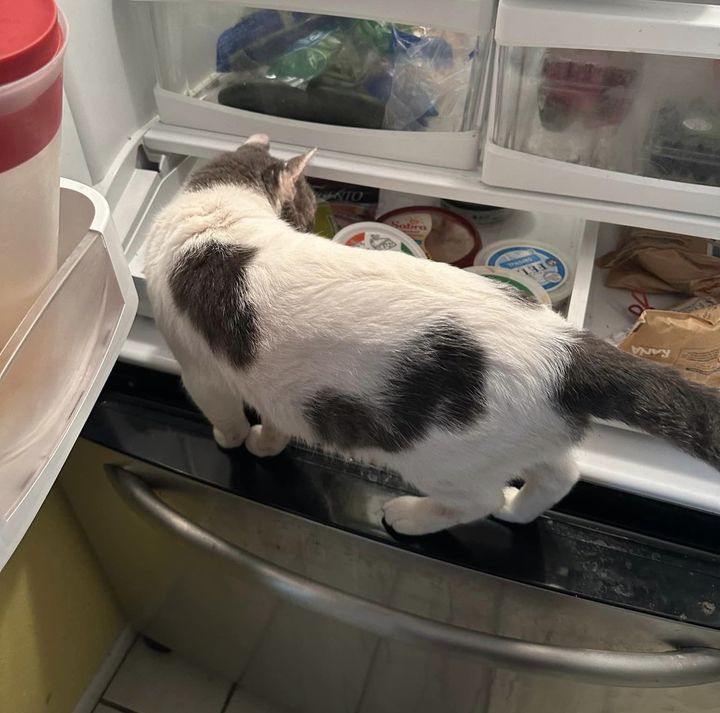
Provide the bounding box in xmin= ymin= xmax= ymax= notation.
xmin=559 ymin=332 xmax=720 ymax=469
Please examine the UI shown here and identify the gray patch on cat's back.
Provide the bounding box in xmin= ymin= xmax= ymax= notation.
xmin=185 ymin=145 xmax=279 ymax=195
xmin=169 ymin=240 xmax=259 ymax=368
xmin=304 ymin=321 xmax=487 ymax=452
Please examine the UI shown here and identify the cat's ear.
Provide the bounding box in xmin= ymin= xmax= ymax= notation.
xmin=242 ymin=134 xmax=270 ymax=149
xmin=278 ymin=148 xmax=317 ymax=201
xmin=284 ymin=148 xmax=316 ymax=182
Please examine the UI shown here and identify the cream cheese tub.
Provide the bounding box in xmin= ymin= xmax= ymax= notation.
xmin=476 ymin=239 xmax=574 ymax=306
xmin=332 ymin=222 xmax=427 ymax=258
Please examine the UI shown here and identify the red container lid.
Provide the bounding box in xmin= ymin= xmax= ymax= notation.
xmin=0 ymin=0 xmax=62 ymax=84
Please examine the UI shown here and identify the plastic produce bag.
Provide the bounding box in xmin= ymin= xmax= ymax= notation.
xmin=384 ymin=28 xmax=475 ymax=132
xmin=215 ymin=10 xmax=477 ymax=133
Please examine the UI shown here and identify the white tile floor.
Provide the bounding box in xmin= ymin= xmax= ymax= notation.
xmin=93 ymin=637 xmax=289 ymax=713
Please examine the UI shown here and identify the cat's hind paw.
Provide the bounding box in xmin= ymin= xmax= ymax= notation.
xmin=382 ymin=496 xmax=459 ymax=536
xmin=493 ymin=486 xmax=534 ymax=524
xmin=213 ymin=425 xmax=249 ymax=450
xmin=244 ymin=424 xmax=289 ymax=458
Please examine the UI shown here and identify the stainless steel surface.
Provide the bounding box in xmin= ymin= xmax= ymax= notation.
xmin=61 ymin=441 xmax=720 ymax=712
xmin=106 ymin=463 xmax=720 ymax=689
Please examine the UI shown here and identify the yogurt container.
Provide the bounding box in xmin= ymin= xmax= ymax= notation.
xmin=332 ymin=222 xmax=427 ymax=258
xmin=377 ymin=206 xmax=480 ymax=267
xmin=476 ymin=239 xmax=574 ymax=306
xmin=464 ymin=266 xmax=552 ymax=306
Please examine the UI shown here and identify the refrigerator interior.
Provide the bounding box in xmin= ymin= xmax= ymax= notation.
xmin=33 ymin=1 xmax=720 ymax=710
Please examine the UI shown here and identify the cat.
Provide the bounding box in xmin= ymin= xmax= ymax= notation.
xmin=144 ymin=134 xmax=720 ymax=536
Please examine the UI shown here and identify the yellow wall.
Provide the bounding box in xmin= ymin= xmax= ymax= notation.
xmin=0 ymin=484 xmax=124 ymax=713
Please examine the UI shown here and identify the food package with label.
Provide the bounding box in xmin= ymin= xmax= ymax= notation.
xmin=618 ymin=302 xmax=720 ymax=387
xmin=377 ymin=206 xmax=481 ymax=267
xmin=310 ymin=179 xmax=379 ymax=238
xmin=596 ymin=226 xmax=720 ymax=296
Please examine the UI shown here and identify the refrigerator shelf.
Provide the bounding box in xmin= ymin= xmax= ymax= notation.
xmin=0 ymin=180 xmax=137 ymax=571
xmin=123 ymin=155 xmax=586 ymax=320
xmin=142 ymin=122 xmax=720 ymax=240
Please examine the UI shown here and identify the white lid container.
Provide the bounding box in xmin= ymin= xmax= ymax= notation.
xmin=476 ymin=238 xmax=574 ymax=305
xmin=464 ymin=265 xmax=552 ymax=306
xmin=332 ymin=222 xmax=427 ymax=258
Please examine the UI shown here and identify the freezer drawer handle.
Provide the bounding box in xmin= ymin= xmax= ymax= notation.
xmin=106 ymin=464 xmax=720 ymax=688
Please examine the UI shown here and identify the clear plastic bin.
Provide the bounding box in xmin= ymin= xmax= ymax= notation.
xmin=134 ymin=1 xmax=494 ymax=168
xmin=493 ymin=47 xmax=720 ymax=183
xmin=0 ymin=180 xmax=137 ymax=571
xmin=483 ymin=0 xmax=720 ymax=216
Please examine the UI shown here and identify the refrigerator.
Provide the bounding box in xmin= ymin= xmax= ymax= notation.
xmin=5 ymin=0 xmax=720 ymax=710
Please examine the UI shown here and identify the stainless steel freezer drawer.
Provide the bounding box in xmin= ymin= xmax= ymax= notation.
xmin=61 ymin=364 xmax=720 ymax=713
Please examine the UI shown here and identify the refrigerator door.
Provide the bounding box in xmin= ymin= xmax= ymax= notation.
xmin=0 ymin=180 xmax=137 ymax=571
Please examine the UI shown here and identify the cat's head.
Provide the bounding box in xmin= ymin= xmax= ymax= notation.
xmin=186 ymin=134 xmax=318 ymax=232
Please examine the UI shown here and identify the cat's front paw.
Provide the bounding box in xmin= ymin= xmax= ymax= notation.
xmin=213 ymin=425 xmax=249 ymax=450
xmin=493 ymin=486 xmax=534 ymax=524
xmin=382 ymin=496 xmax=457 ymax=536
xmin=244 ymin=424 xmax=289 ymax=457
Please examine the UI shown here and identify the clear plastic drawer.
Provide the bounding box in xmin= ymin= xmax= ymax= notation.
xmin=483 ymin=0 xmax=720 ymax=217
xmin=131 ymin=0 xmax=496 ymax=168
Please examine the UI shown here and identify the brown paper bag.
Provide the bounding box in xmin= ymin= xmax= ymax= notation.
xmin=618 ymin=304 xmax=720 ymax=387
xmin=596 ymin=227 xmax=720 ymax=296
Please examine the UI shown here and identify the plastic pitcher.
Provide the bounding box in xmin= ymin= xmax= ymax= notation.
xmin=0 ymin=0 xmax=67 ymax=348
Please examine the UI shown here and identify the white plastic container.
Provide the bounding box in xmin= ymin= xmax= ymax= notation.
xmin=0 ymin=1 xmax=67 ymax=347
xmin=332 ymin=221 xmax=427 ymax=258
xmin=483 ymin=0 xmax=720 ymax=217
xmin=130 ymin=1 xmax=494 ymax=168
xmin=476 ymin=238 xmax=574 ymax=306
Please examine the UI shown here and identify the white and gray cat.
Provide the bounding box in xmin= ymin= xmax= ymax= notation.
xmin=145 ymin=135 xmax=720 ymax=536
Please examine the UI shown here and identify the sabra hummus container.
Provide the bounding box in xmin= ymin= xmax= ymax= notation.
xmin=476 ymin=239 xmax=574 ymax=306
xmin=332 ymin=222 xmax=427 ymax=258
xmin=464 ymin=266 xmax=552 ymax=306
xmin=377 ymin=206 xmax=481 ymax=267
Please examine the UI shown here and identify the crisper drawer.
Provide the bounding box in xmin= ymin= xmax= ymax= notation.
xmin=61 ymin=386 xmax=720 ymax=713
xmin=482 ymin=0 xmax=720 ymax=216
xmin=128 ymin=0 xmax=495 ymax=168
